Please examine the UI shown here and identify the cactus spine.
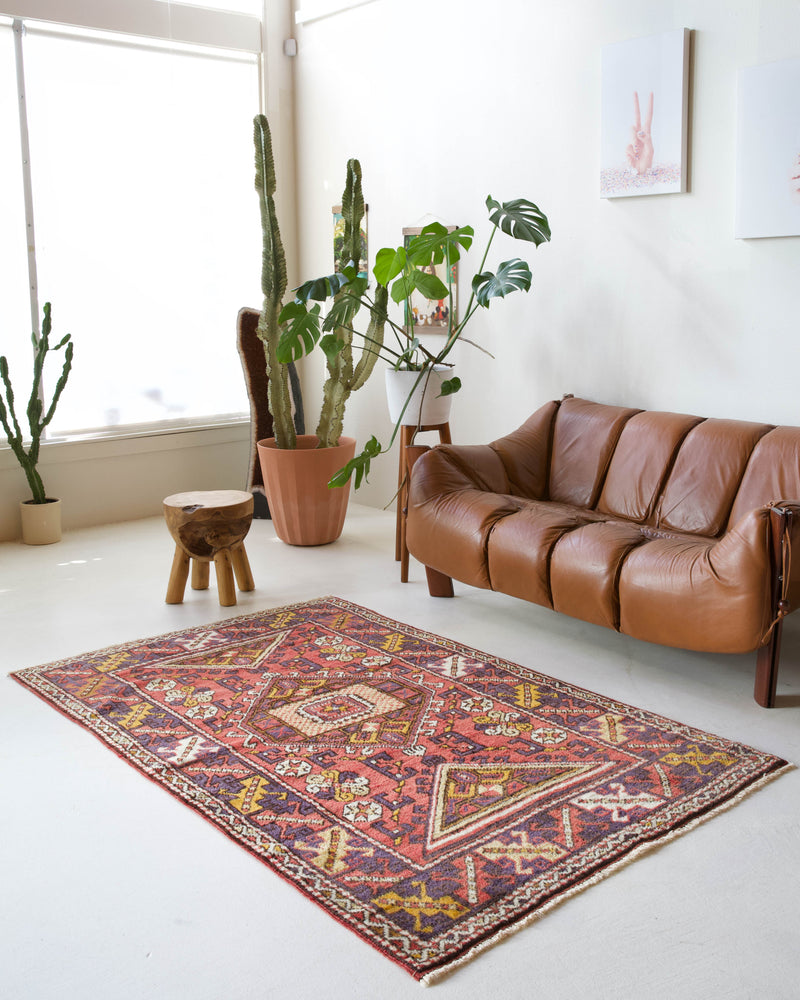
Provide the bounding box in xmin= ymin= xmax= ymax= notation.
xmin=0 ymin=302 xmax=73 ymax=504
xmin=253 ymin=114 xmax=295 ymax=449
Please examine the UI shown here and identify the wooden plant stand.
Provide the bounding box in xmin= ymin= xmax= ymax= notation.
xmin=396 ymin=422 xmax=451 ymax=582
xmin=164 ymin=490 xmax=255 ymax=607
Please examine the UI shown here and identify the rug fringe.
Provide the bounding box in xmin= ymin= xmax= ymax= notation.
xmin=419 ymin=762 xmax=794 ymax=987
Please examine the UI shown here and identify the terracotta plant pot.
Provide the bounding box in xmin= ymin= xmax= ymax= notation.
xmin=385 ymin=365 xmax=455 ymax=426
xmin=20 ymin=497 xmax=62 ymax=545
xmin=256 ymin=435 xmax=356 ymax=545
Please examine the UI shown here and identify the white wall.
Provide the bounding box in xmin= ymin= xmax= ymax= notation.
xmin=291 ymin=0 xmax=800 ymax=510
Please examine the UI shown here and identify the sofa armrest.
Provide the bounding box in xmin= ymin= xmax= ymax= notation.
xmin=406 ymin=444 xmax=522 ymax=591
xmin=719 ymin=501 xmax=800 ymax=632
xmin=409 ymin=443 xmax=511 ymax=501
xmin=765 ymin=501 xmax=800 ymax=606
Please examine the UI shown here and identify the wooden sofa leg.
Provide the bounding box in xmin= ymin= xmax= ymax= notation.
xmin=755 ymin=620 xmax=783 ymax=708
xmin=425 ymin=566 xmax=454 ymax=598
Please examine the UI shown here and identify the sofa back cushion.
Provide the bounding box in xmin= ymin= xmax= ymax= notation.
xmin=655 ymin=418 xmax=772 ymax=536
xmin=548 ymin=398 xmax=640 ymax=507
xmin=596 ymin=410 xmax=703 ymax=523
xmin=506 ymin=397 xmax=800 ymax=537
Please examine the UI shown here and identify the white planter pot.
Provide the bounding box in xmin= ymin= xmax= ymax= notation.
xmin=385 ymin=365 xmax=455 ymax=426
xmin=20 ymin=498 xmax=62 ymax=545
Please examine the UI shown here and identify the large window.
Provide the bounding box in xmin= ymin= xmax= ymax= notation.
xmin=1 ymin=2 xmax=264 ymax=437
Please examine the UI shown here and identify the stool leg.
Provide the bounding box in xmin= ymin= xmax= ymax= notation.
xmin=231 ymin=543 xmax=255 ymax=592
xmin=191 ymin=559 xmax=210 ymax=590
xmin=166 ymin=546 xmax=190 ymax=604
xmin=214 ymin=549 xmax=237 ymax=606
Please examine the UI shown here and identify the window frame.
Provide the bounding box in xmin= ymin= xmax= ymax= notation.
xmin=1 ymin=0 xmax=268 ymax=446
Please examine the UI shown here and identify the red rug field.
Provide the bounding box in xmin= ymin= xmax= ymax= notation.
xmin=12 ymin=597 xmax=790 ymax=983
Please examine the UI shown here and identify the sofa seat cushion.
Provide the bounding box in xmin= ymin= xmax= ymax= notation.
xmin=486 ymin=500 xmax=607 ymax=606
xmin=407 ymin=488 xmax=526 ymax=590
xmin=550 ymin=520 xmax=647 ymax=629
xmin=618 ymin=507 xmax=773 ymax=653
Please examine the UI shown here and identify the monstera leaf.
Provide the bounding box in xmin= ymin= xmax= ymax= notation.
xmin=389 ymin=267 xmax=449 ymax=305
xmin=439 ymin=376 xmax=462 ymax=396
xmin=322 ymin=277 xmax=369 ymax=332
xmin=485 ymin=196 xmax=551 ymax=246
xmin=406 ymin=223 xmax=474 ymax=266
xmin=319 ymin=332 xmax=347 ymax=364
xmin=328 ymin=435 xmax=382 ymax=489
xmin=292 ymin=270 xmax=351 ymax=304
xmin=276 ymin=302 xmax=322 ymax=362
xmin=373 ymin=247 xmax=406 ymax=287
xmin=471 ymin=258 xmax=533 ymax=306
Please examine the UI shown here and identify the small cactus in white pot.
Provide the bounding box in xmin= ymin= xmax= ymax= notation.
xmin=1 ymin=302 xmax=74 ymax=542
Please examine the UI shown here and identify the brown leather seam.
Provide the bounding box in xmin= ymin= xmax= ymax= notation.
xmin=611 ymin=536 xmax=650 ymax=632
xmin=544 ymin=519 xmax=593 ymax=610
xmin=543 ymin=398 xmax=562 ymax=501
xmin=648 ymin=416 xmax=706 ymax=527
xmin=484 ymin=507 xmax=526 ymax=592
xmin=589 ymin=409 xmax=643 ymax=509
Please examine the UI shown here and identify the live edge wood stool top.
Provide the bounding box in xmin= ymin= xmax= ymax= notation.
xmin=163 ymin=490 xmax=255 ymax=607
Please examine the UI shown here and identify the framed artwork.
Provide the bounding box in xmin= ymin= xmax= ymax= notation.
xmin=600 ymin=28 xmax=690 ymax=198
xmin=735 ymin=57 xmax=800 ymax=239
xmin=332 ymin=203 xmax=368 ymax=279
xmin=402 ymin=225 xmax=457 ymax=333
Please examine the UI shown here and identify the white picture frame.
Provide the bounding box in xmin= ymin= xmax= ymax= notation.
xmin=600 ymin=28 xmax=690 ymax=199
xmin=735 ymin=57 xmax=800 ymax=239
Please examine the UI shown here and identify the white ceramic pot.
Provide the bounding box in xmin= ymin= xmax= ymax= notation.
xmin=20 ymin=498 xmax=62 ymax=545
xmin=385 ymin=365 xmax=455 ymax=426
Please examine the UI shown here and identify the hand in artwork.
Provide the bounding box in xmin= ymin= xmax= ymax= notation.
xmin=626 ymin=91 xmax=654 ymax=175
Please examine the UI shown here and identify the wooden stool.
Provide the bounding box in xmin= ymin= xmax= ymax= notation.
xmin=164 ymin=490 xmax=255 ymax=607
xmin=395 ymin=422 xmax=451 ymax=582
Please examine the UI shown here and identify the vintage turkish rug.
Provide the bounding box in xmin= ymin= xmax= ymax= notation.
xmin=12 ymin=597 xmax=790 ymax=984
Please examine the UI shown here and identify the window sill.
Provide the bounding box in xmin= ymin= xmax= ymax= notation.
xmin=0 ymin=416 xmax=251 ymax=470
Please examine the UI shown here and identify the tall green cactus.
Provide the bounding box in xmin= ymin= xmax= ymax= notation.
xmin=253 ymin=116 xmax=386 ymax=451
xmin=0 ymin=302 xmax=73 ymax=504
xmin=316 ymin=159 xmax=387 ymax=448
xmin=253 ymin=114 xmax=295 ymax=449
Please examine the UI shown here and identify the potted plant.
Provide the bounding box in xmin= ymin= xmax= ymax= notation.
xmin=0 ymin=302 xmax=74 ymax=544
xmin=251 ymin=114 xmax=388 ymax=545
xmin=278 ymin=196 xmax=551 ymax=489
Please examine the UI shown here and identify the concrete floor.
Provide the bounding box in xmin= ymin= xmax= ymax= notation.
xmin=1 ymin=504 xmax=798 ymax=1000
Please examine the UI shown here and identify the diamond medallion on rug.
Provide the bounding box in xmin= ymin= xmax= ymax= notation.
xmin=11 ymin=597 xmax=790 ymax=984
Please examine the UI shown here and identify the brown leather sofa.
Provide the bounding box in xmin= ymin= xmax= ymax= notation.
xmin=406 ymin=396 xmax=800 ymax=707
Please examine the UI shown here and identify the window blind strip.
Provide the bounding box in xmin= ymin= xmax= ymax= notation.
xmin=2 ymin=0 xmax=261 ymax=53
xmin=12 ymin=20 xmax=41 ymax=348
xmin=18 ymin=20 xmax=258 ymax=65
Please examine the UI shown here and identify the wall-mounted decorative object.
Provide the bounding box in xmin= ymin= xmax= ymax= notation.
xmin=333 ymin=202 xmax=368 ymax=279
xmin=401 ymin=225 xmax=457 ymax=333
xmin=600 ymin=28 xmax=690 ymax=198
xmin=735 ymin=57 xmax=800 ymax=239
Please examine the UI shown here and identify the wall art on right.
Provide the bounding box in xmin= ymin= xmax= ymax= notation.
xmin=735 ymin=57 xmax=800 ymax=239
xmin=600 ymin=28 xmax=690 ymax=198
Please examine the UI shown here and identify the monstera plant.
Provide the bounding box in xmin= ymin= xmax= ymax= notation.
xmin=278 ymin=194 xmax=551 ymax=488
